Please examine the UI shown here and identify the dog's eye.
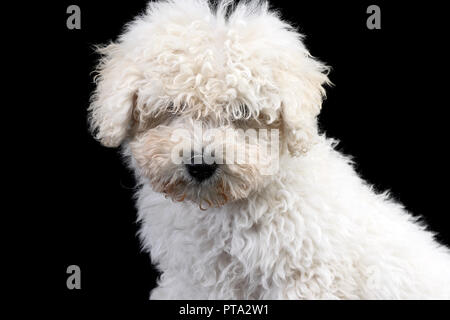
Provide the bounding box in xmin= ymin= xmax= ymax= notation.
xmin=232 ymin=105 xmax=251 ymax=120
xmin=167 ymin=103 xmax=177 ymax=114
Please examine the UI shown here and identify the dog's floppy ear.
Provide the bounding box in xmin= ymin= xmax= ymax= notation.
xmin=88 ymin=43 xmax=141 ymax=147
xmin=278 ymin=53 xmax=330 ymax=156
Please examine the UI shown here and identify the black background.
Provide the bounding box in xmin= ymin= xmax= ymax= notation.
xmin=29 ymin=0 xmax=450 ymax=303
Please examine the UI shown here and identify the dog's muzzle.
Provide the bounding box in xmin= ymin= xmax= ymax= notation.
xmin=185 ymin=162 xmax=217 ymax=182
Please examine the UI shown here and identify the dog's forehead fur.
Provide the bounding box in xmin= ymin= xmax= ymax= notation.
xmin=90 ymin=0 xmax=329 ymax=148
xmin=118 ymin=0 xmax=310 ymax=120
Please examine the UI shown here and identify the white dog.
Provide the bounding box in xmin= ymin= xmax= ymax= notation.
xmin=89 ymin=0 xmax=450 ymax=299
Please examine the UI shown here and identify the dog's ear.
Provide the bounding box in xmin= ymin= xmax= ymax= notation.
xmin=278 ymin=53 xmax=330 ymax=156
xmin=88 ymin=43 xmax=141 ymax=147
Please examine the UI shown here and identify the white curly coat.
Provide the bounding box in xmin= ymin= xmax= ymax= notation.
xmin=135 ymin=141 xmax=450 ymax=299
xmin=89 ymin=0 xmax=450 ymax=299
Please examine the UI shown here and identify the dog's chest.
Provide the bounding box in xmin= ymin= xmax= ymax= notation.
xmin=137 ymin=184 xmax=344 ymax=299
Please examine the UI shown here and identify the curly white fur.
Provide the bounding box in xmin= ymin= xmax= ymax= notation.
xmin=89 ymin=0 xmax=450 ymax=299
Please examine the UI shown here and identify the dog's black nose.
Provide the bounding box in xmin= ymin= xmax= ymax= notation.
xmin=185 ymin=163 xmax=217 ymax=182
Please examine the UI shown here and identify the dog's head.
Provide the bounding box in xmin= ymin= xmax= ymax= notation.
xmin=89 ymin=0 xmax=329 ymax=208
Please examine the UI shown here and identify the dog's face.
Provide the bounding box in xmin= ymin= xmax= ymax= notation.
xmin=89 ymin=0 xmax=329 ymax=208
